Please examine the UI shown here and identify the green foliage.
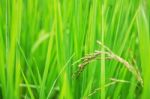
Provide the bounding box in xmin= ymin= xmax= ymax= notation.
xmin=0 ymin=0 xmax=149 ymax=99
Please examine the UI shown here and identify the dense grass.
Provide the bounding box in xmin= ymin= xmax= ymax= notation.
xmin=0 ymin=0 xmax=150 ymax=99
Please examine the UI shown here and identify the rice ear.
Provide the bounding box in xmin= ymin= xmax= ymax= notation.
xmin=73 ymin=41 xmax=143 ymax=86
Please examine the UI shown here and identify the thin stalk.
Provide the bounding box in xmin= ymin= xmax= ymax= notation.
xmin=101 ymin=1 xmax=105 ymax=99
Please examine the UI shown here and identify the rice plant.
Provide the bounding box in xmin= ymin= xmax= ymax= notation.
xmin=0 ymin=0 xmax=150 ymax=99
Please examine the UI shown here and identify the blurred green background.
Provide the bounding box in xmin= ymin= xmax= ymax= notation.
xmin=0 ymin=0 xmax=150 ymax=99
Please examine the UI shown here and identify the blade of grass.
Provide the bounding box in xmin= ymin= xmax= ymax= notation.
xmin=47 ymin=54 xmax=74 ymax=99
xmin=137 ymin=4 xmax=150 ymax=99
xmin=101 ymin=0 xmax=105 ymax=98
xmin=21 ymin=69 xmax=35 ymax=99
